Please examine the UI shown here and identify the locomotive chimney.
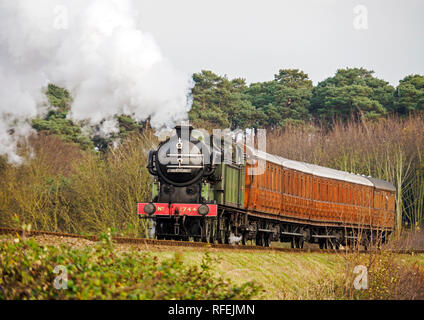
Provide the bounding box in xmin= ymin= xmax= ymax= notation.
xmin=175 ymin=125 xmax=194 ymax=139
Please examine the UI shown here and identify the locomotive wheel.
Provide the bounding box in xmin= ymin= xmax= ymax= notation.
xmin=217 ymin=217 xmax=230 ymax=244
xmin=190 ymin=220 xmax=202 ymax=242
xmin=264 ymin=234 xmax=270 ymax=247
xmin=256 ymin=233 xmax=264 ymax=246
xmin=291 ymin=237 xmax=303 ymax=249
xmin=363 ymin=239 xmax=369 ymax=251
xmin=218 ymin=229 xmax=229 ymax=244
xmin=242 ymin=233 xmax=247 ymax=245
xmin=297 ymin=237 xmax=304 ymax=249
xmin=201 ymin=219 xmax=212 ymax=243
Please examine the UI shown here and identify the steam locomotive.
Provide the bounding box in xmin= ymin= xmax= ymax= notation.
xmin=138 ymin=125 xmax=396 ymax=248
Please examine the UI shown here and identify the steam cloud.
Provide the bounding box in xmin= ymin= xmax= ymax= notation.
xmin=0 ymin=0 xmax=192 ymax=163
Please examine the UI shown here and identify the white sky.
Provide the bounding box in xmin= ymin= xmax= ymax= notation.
xmin=136 ymin=0 xmax=424 ymax=86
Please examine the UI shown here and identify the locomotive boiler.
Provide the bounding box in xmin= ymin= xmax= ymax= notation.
xmin=139 ymin=125 xmax=396 ymax=248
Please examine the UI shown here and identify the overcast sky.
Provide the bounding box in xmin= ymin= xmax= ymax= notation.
xmin=136 ymin=0 xmax=423 ymax=86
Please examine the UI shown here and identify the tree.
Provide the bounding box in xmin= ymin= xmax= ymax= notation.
xmin=33 ymin=84 xmax=147 ymax=151
xmin=32 ymin=84 xmax=94 ymax=149
xmin=244 ymin=69 xmax=313 ymax=128
xmin=310 ymin=68 xmax=394 ymax=123
xmin=394 ymin=75 xmax=424 ymax=114
xmin=274 ymin=69 xmax=313 ymax=89
xmin=189 ymin=70 xmax=263 ymax=129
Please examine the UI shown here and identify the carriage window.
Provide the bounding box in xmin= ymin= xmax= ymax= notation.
xmin=334 ymin=182 xmax=338 ymax=202
xmin=356 ymin=188 xmax=359 ymax=205
xmin=345 ymin=185 xmax=350 ymax=204
xmin=277 ymin=168 xmax=280 ymax=191
xmin=298 ymin=175 xmax=301 ymax=197
xmin=353 ymin=187 xmax=356 ymax=205
xmin=287 ymin=170 xmax=290 ymax=193
xmin=362 ymin=190 xmax=366 ymax=206
xmin=294 ymin=173 xmax=298 ymax=196
xmin=384 ymin=192 xmax=389 ymax=210
xmin=270 ymin=167 xmax=273 ymax=191
xmin=280 ymin=168 xmax=283 ymax=192
xmin=267 ymin=166 xmax=271 ymax=189
xmin=299 ymin=174 xmax=302 ymax=197
xmin=306 ymin=176 xmax=310 ymax=199
xmin=314 ymin=179 xmax=319 ymax=200
xmin=365 ymin=190 xmax=368 ymax=206
xmin=288 ymin=171 xmax=291 ymax=193
xmin=389 ymin=195 xmax=395 ymax=211
xmin=327 ymin=182 xmax=330 ymax=201
xmin=326 ymin=182 xmax=329 ymax=201
xmin=300 ymin=176 xmax=303 ymax=197
xmin=347 ymin=185 xmax=351 ymax=203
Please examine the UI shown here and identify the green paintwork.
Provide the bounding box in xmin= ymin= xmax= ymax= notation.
xmin=201 ymin=182 xmax=209 ymax=200
xmin=152 ymin=180 xmax=159 ymax=199
xmin=210 ymin=162 xmax=245 ymax=208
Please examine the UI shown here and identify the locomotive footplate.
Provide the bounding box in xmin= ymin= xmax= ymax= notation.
xmin=138 ymin=203 xmax=218 ymax=217
xmin=139 ymin=203 xmax=218 ymax=240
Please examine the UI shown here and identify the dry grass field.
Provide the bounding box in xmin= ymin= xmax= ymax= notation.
xmin=143 ymin=248 xmax=424 ymax=300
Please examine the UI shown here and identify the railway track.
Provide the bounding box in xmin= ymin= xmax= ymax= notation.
xmin=0 ymin=227 xmax=422 ymax=255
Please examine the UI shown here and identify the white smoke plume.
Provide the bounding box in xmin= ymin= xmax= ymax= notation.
xmin=0 ymin=0 xmax=192 ymax=163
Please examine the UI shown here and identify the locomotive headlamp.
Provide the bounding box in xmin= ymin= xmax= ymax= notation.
xmin=198 ymin=204 xmax=209 ymax=216
xmin=144 ymin=203 xmax=156 ymax=215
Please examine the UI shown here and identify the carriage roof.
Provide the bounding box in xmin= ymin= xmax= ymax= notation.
xmin=248 ymin=147 xmax=395 ymax=191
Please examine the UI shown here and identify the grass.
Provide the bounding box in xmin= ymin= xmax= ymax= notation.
xmin=125 ymin=246 xmax=424 ymax=300
xmin=151 ymin=250 xmax=345 ymax=299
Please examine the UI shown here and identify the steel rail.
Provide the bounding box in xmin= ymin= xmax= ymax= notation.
xmin=0 ymin=227 xmax=422 ymax=255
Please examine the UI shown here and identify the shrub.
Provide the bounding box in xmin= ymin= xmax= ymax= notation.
xmin=0 ymin=234 xmax=261 ymax=300
xmin=310 ymin=251 xmax=424 ymax=300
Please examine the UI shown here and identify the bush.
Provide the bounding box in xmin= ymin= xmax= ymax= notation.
xmin=309 ymin=251 xmax=424 ymax=300
xmin=0 ymin=131 xmax=156 ymax=237
xmin=0 ymin=234 xmax=261 ymax=300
